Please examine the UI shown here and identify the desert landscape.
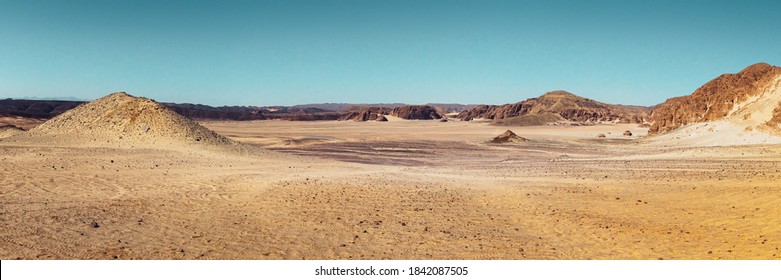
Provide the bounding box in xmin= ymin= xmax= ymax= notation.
xmin=1 ymin=63 xmax=781 ymax=260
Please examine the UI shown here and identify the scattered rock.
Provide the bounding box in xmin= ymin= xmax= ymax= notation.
xmin=596 ymin=133 xmax=607 ymax=138
xmin=90 ymin=221 xmax=100 ymax=228
xmin=489 ymin=130 xmax=528 ymax=143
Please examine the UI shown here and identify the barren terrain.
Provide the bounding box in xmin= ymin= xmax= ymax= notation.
xmin=1 ymin=120 xmax=780 ymax=259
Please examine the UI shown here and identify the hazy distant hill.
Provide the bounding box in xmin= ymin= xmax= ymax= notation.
xmin=0 ymin=99 xmax=83 ymax=118
xmin=293 ymin=103 xmax=476 ymax=113
xmin=0 ymin=99 xmax=341 ymax=121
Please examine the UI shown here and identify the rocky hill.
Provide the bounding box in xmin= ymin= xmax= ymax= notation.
xmin=391 ymin=105 xmax=442 ymax=120
xmin=337 ymin=107 xmax=391 ymax=121
xmin=648 ymin=63 xmax=781 ymax=135
xmin=28 ymin=92 xmax=234 ymax=146
xmin=457 ymin=91 xmax=650 ymax=124
xmin=488 ymin=130 xmax=528 ymax=143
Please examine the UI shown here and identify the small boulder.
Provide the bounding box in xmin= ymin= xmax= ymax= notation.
xmin=623 ymin=130 xmax=632 ymax=136
xmin=596 ymin=133 xmax=607 ymax=138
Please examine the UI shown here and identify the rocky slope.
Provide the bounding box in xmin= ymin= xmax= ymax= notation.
xmin=458 ymin=91 xmax=650 ymax=124
xmin=28 ymin=92 xmax=234 ymax=146
xmin=648 ymin=63 xmax=781 ymax=136
xmin=488 ymin=130 xmax=528 ymax=143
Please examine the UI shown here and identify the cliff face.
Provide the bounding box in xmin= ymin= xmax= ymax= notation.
xmin=648 ymin=63 xmax=781 ymax=135
xmin=390 ymin=105 xmax=442 ymax=120
xmin=457 ymin=91 xmax=650 ymax=123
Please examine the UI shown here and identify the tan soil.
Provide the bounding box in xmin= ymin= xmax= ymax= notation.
xmin=1 ymin=118 xmax=778 ymax=260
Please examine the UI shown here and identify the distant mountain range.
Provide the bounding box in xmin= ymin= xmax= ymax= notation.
xmin=4 ymin=62 xmax=781 ymax=139
xmin=457 ymin=90 xmax=652 ymax=125
xmin=292 ymin=103 xmax=476 ymax=113
xmin=0 ymin=99 xmax=475 ymax=121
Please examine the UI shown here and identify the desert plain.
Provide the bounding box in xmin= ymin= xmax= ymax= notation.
xmin=1 ymin=117 xmax=779 ymax=260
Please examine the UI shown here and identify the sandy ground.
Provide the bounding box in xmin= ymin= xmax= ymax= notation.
xmin=1 ymin=120 xmax=780 ymax=259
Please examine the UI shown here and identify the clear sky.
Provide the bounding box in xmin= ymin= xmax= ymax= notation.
xmin=1 ymin=0 xmax=779 ymax=106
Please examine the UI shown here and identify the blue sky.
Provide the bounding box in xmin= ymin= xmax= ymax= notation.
xmin=1 ymin=0 xmax=779 ymax=106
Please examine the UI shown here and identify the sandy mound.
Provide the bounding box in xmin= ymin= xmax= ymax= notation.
xmin=0 ymin=124 xmax=25 ymax=138
xmin=489 ymin=130 xmax=528 ymax=143
xmin=26 ymin=92 xmax=234 ymax=147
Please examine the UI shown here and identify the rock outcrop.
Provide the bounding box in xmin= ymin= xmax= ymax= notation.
xmin=489 ymin=130 xmax=528 ymax=143
xmin=488 ymin=130 xmax=529 ymax=143
xmin=338 ymin=107 xmax=391 ymax=121
xmin=649 ymin=63 xmax=781 ymax=135
xmin=390 ymin=105 xmax=442 ymax=120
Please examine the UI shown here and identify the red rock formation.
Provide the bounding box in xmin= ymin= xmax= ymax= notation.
xmin=390 ymin=105 xmax=442 ymax=120
xmin=648 ymin=63 xmax=781 ymax=135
